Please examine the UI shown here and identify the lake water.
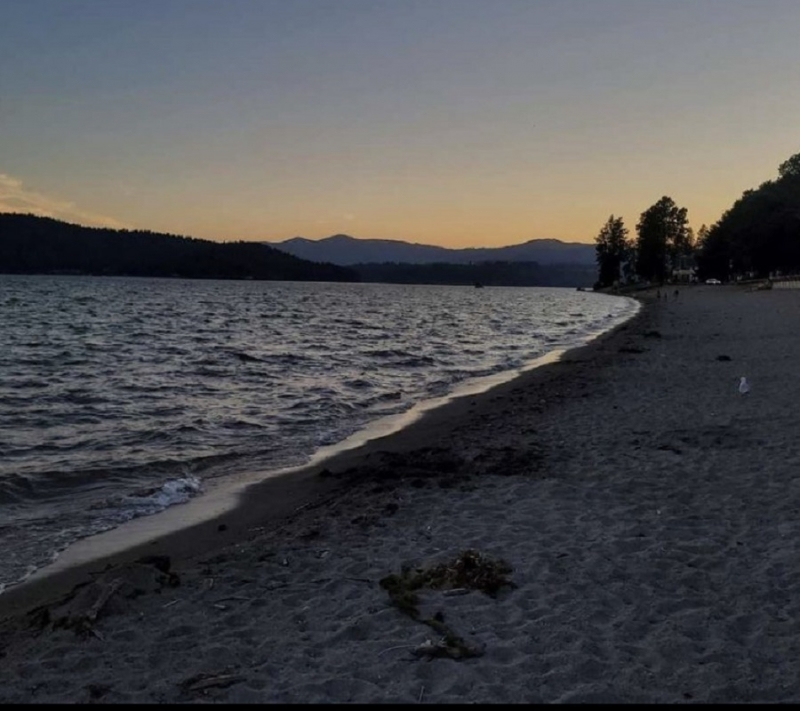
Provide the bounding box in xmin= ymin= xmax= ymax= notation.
xmin=0 ymin=275 xmax=638 ymax=590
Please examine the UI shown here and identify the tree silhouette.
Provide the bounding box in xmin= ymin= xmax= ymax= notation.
xmin=778 ymin=153 xmax=800 ymax=179
xmin=594 ymin=215 xmax=630 ymax=288
xmin=635 ymin=196 xmax=690 ymax=282
xmin=696 ymin=151 xmax=800 ymax=280
xmin=0 ymin=213 xmax=359 ymax=282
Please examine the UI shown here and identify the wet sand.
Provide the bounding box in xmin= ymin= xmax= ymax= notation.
xmin=2 ymin=284 xmax=799 ymax=703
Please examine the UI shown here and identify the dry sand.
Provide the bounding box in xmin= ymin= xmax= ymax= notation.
xmin=2 ymin=284 xmax=799 ymax=703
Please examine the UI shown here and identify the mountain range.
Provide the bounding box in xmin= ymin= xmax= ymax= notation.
xmin=0 ymin=214 xmax=599 ymax=287
xmin=266 ymin=234 xmax=596 ymax=266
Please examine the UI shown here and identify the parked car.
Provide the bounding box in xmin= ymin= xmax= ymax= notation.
xmin=705 ymin=278 xmax=721 ymax=285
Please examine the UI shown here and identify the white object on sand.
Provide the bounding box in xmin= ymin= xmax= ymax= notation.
xmin=739 ymin=376 xmax=750 ymax=395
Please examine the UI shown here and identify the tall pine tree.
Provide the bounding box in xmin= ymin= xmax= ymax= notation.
xmin=594 ymin=215 xmax=630 ymax=288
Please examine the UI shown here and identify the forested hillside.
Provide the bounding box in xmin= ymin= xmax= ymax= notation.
xmin=696 ymin=153 xmax=800 ymax=280
xmin=0 ymin=214 xmax=358 ymax=282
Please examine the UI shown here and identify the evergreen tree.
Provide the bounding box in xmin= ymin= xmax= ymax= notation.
xmin=635 ymin=196 xmax=690 ymax=282
xmin=778 ymin=153 xmax=800 ymax=178
xmin=696 ymin=151 xmax=800 ymax=280
xmin=696 ymin=224 xmax=710 ymax=249
xmin=594 ymin=215 xmax=630 ymax=288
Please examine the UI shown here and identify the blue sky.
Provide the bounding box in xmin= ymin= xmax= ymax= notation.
xmin=2 ymin=0 xmax=799 ymax=245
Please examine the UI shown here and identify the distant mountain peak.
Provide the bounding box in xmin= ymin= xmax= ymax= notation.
xmin=326 ymin=233 xmax=358 ymax=241
xmin=266 ymin=234 xmax=595 ymax=267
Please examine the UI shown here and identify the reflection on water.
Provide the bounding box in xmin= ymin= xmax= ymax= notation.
xmin=0 ymin=275 xmax=637 ymax=589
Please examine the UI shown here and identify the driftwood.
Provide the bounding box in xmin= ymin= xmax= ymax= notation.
xmin=28 ymin=557 xmax=180 ymax=637
xmin=42 ymin=578 xmax=124 ymax=637
xmin=412 ymin=634 xmax=485 ymax=660
xmin=86 ymin=579 xmax=122 ymax=624
xmin=179 ymin=671 xmax=245 ymax=694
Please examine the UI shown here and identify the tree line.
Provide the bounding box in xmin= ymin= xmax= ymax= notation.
xmin=0 ymin=213 xmax=598 ymax=287
xmin=0 ymin=213 xmax=358 ymax=282
xmin=594 ymin=151 xmax=800 ymax=288
xmin=354 ymin=260 xmax=596 ymax=287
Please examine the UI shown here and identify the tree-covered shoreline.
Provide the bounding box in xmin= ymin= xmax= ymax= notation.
xmin=0 ymin=213 xmax=597 ymax=288
xmin=0 ymin=213 xmax=359 ymax=282
xmin=594 ymin=151 xmax=800 ymax=288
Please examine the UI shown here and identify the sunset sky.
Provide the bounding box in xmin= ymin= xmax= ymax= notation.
xmin=2 ymin=0 xmax=799 ymax=247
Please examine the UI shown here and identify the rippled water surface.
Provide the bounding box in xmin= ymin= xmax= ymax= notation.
xmin=0 ymin=275 xmax=637 ymax=589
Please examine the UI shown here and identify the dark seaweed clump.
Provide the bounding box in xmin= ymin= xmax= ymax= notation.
xmin=379 ymin=549 xmax=516 ymax=659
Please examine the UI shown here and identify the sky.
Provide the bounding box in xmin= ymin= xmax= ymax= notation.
xmin=2 ymin=0 xmax=799 ymax=247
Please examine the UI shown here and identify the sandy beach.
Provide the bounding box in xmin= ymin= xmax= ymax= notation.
xmin=2 ymin=284 xmax=800 ymax=703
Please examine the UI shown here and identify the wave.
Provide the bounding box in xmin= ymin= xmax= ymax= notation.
xmin=0 ymin=277 xmax=639 ymax=591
